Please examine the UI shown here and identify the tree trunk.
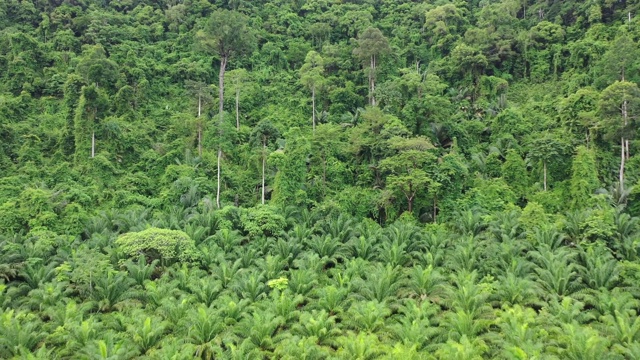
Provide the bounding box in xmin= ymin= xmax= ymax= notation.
xmin=312 ymin=85 xmax=316 ymax=132
xmin=543 ymin=161 xmax=547 ymax=191
xmin=621 ymin=136 xmax=625 ymax=189
xmin=322 ymin=154 xmax=327 ymax=195
xmin=262 ymin=136 xmax=266 ymax=205
xmin=91 ymin=131 xmax=95 ymax=158
xmin=236 ymin=85 xmax=240 ymax=130
xmin=621 ymin=98 xmax=628 ymax=189
xmin=370 ymin=55 xmax=376 ymax=106
xmin=433 ymin=194 xmax=438 ymax=223
xmin=626 ymin=139 xmax=630 ymax=160
xmin=216 ymin=56 xmax=228 ymax=209
xmin=198 ymin=94 xmax=202 ymax=157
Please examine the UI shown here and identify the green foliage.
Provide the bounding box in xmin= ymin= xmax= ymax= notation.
xmin=116 ymin=228 xmax=198 ymax=263
xmin=2 ymin=0 xmax=640 ymax=357
xmin=570 ymin=146 xmax=600 ymax=209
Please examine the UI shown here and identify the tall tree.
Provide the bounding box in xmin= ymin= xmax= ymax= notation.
xmin=250 ymin=120 xmax=280 ymax=205
xmin=226 ymin=68 xmax=248 ymax=131
xmin=196 ymin=9 xmax=256 ymax=208
xmin=353 ymin=27 xmax=390 ymax=107
xmin=599 ymin=81 xmax=640 ymax=189
xmin=74 ymin=85 xmax=108 ymax=162
xmin=379 ymin=136 xmax=436 ymax=213
xmin=299 ymin=50 xmax=324 ymax=132
xmin=527 ymin=132 xmax=569 ymax=191
xmin=600 ymin=33 xmax=639 ymax=84
xmin=76 ymin=45 xmax=119 ymax=90
xmin=185 ymin=80 xmax=213 ymax=157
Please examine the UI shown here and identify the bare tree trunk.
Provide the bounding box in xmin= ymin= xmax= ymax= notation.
xmin=262 ymin=137 xmax=266 ymax=205
xmin=198 ymin=94 xmax=202 ymax=157
xmin=236 ymin=85 xmax=240 ymax=130
xmin=217 ymin=148 xmax=222 ymax=207
xmin=626 ymin=139 xmax=630 ymax=160
xmin=543 ymin=161 xmax=547 ymax=191
xmin=433 ymin=194 xmax=437 ymax=223
xmin=312 ymin=86 xmax=316 ymax=132
xmin=91 ymin=131 xmax=95 ymax=158
xmin=216 ymin=56 xmax=228 ymax=209
xmin=621 ymin=99 xmax=628 ymax=189
xmin=621 ymin=136 xmax=626 ymax=189
xmin=370 ymin=55 xmax=376 ymax=106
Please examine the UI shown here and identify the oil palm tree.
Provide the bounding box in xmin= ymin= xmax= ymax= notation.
xmin=292 ymin=310 xmax=342 ymax=346
xmin=183 ymin=305 xmax=225 ymax=359
xmin=0 ymin=310 xmax=46 ymax=359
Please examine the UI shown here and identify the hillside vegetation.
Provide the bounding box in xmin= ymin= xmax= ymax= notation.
xmin=1 ymin=0 xmax=640 ymax=358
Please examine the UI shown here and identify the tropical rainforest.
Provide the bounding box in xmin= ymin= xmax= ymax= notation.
xmin=1 ymin=0 xmax=640 ymax=358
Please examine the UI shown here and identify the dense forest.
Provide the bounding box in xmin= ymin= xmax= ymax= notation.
xmin=2 ymin=0 xmax=640 ymax=358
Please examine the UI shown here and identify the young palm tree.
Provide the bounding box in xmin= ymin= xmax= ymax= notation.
xmin=600 ymin=309 xmax=640 ymax=346
xmin=496 ymin=305 xmax=546 ymax=359
xmin=89 ymin=271 xmax=134 ymax=312
xmin=542 ymin=296 xmax=595 ymax=326
xmin=189 ymin=277 xmax=222 ymax=307
xmin=235 ymin=311 xmax=285 ymax=353
xmin=313 ymin=285 xmax=349 ymax=316
xmin=348 ymin=235 xmax=377 ymax=261
xmin=306 ymin=234 xmax=345 ymax=263
xmin=79 ymin=332 xmax=137 ymax=360
xmin=126 ymin=313 xmax=167 ymax=355
xmin=530 ymin=246 xmax=583 ymax=298
xmin=493 ymin=271 xmax=542 ymax=307
xmin=183 ymin=305 xmax=225 ymax=359
xmin=0 ymin=310 xmax=46 ymax=358
xmin=123 ymin=254 xmax=158 ymax=287
xmin=216 ymin=294 xmax=251 ymax=327
xmin=231 ymin=270 xmax=267 ymax=302
xmin=577 ymin=243 xmax=620 ymax=290
xmin=272 ymin=237 xmax=304 ymax=268
xmin=288 ymin=268 xmax=318 ymax=297
xmin=591 ymin=288 xmax=639 ymax=318
xmin=319 ymin=214 xmax=354 ymax=244
xmin=445 ymin=271 xmax=494 ymax=318
xmin=354 ymin=263 xmax=404 ymax=304
xmin=211 ymin=257 xmax=242 ymax=289
xmin=532 ymin=226 xmax=567 ymax=250
xmin=450 ymin=209 xmax=486 ymax=237
xmin=335 ymin=332 xmax=387 ymax=360
xmin=389 ymin=299 xmax=441 ymax=351
xmin=551 ymin=323 xmax=612 ymax=360
xmin=292 ymin=310 xmax=342 ymax=346
xmin=274 ymin=335 xmax=330 ymax=360
xmin=345 ymin=300 xmax=391 ymax=333
xmin=434 ymin=335 xmax=488 ymax=360
xmin=376 ymin=240 xmax=411 ymax=267
xmin=405 ymin=264 xmax=446 ymax=302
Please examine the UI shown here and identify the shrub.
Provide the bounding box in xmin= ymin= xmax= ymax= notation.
xmin=116 ymin=227 xmax=198 ymax=263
